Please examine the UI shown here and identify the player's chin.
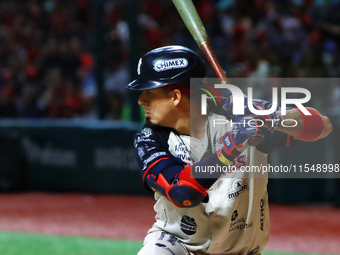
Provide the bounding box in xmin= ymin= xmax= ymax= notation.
xmin=146 ymin=118 xmax=163 ymax=129
xmin=146 ymin=118 xmax=156 ymax=126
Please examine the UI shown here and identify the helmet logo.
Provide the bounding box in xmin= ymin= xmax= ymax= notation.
xmin=153 ymin=58 xmax=188 ymax=72
xmin=137 ymin=58 xmax=142 ymax=75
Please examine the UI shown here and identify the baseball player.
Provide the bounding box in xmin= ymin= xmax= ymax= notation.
xmin=126 ymin=45 xmax=332 ymax=255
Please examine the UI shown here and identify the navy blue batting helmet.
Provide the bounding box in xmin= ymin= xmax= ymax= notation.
xmin=126 ymin=45 xmax=206 ymax=90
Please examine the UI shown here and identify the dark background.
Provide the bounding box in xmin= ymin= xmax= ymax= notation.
xmin=0 ymin=0 xmax=339 ymax=205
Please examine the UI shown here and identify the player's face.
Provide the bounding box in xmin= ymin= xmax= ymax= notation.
xmin=138 ymin=88 xmax=176 ymax=127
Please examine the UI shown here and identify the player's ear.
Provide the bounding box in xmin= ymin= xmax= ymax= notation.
xmin=172 ymin=89 xmax=182 ymax=106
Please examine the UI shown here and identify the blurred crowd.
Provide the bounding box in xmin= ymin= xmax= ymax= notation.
xmin=0 ymin=0 xmax=340 ymax=120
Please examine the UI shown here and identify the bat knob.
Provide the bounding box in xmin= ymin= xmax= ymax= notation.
xmin=247 ymin=135 xmax=264 ymax=147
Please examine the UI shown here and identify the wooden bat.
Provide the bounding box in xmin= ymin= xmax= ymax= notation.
xmin=173 ymin=0 xmax=265 ymax=146
xmin=172 ymin=0 xmax=227 ymax=83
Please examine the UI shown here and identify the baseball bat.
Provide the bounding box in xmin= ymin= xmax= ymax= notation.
xmin=172 ymin=0 xmax=264 ymax=146
xmin=172 ymin=0 xmax=227 ymax=83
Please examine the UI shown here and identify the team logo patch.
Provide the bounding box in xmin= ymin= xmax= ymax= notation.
xmin=223 ymin=135 xmax=231 ymax=146
xmin=142 ymin=151 xmax=167 ymax=170
xmin=141 ymin=127 xmax=152 ymax=138
xmin=222 ymin=133 xmax=234 ymax=151
xmin=231 ymin=210 xmax=238 ymax=221
xmin=229 ymin=210 xmax=253 ymax=233
xmin=153 ymin=58 xmax=188 ymax=72
xmin=227 ymin=179 xmax=249 ymax=200
xmin=138 ymin=147 xmax=145 ymax=160
xmin=137 ymin=58 xmax=142 ymax=75
xmin=180 ymin=215 xmax=197 ymax=235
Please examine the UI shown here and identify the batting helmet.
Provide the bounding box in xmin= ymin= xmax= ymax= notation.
xmin=126 ymin=45 xmax=206 ymax=90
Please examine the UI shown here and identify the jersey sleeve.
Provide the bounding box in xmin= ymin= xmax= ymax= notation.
xmin=134 ymin=126 xmax=186 ymax=185
xmin=133 ymin=125 xmax=218 ymax=208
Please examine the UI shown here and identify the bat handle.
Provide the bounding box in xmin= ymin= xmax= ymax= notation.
xmin=200 ymin=41 xmax=228 ymax=84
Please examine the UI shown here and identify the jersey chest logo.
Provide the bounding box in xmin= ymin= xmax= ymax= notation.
xmin=227 ymin=179 xmax=249 ymax=201
xmin=180 ymin=215 xmax=197 ymax=235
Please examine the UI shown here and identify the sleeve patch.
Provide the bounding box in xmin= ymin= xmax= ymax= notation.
xmin=142 ymin=151 xmax=167 ymax=170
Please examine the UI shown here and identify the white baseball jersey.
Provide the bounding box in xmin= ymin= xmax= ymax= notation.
xmin=134 ymin=112 xmax=292 ymax=255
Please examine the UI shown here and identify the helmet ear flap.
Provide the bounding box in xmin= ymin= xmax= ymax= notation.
xmin=126 ymin=45 xmax=206 ymax=90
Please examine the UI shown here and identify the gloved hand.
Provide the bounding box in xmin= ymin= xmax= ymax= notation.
xmin=221 ymin=115 xmax=264 ymax=161
xmin=208 ymin=95 xmax=280 ymax=131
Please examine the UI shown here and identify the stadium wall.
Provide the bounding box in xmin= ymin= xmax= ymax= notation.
xmin=0 ymin=115 xmax=339 ymax=204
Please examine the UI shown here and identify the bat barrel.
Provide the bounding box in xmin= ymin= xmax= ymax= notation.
xmin=172 ymin=0 xmax=208 ymax=43
xmin=172 ymin=0 xmax=228 ymax=84
xmin=200 ymin=41 xmax=228 ymax=84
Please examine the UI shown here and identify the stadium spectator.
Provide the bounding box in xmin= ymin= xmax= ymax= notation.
xmin=0 ymin=0 xmax=339 ymax=121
